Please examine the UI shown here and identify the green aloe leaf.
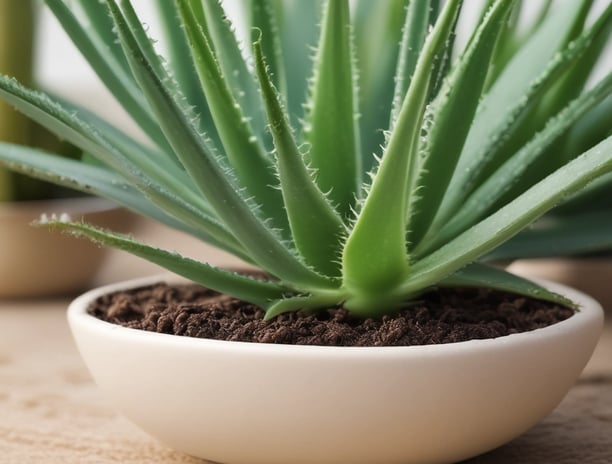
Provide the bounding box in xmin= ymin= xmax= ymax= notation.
xmin=273 ymin=0 xmax=322 ymax=128
xmin=487 ymin=211 xmax=612 ymax=261
xmin=52 ymin=94 xmax=194 ymax=191
xmin=253 ymin=36 xmax=345 ymax=277
xmin=425 ymin=0 xmax=461 ymax=104
xmin=440 ymin=263 xmax=575 ymax=308
xmin=390 ymin=0 xmax=431 ymax=127
xmin=38 ymin=220 xmax=287 ymax=308
xmin=435 ymin=3 xmax=612 ymax=226
xmin=419 ymin=69 xmax=612 ymax=255
xmin=495 ymin=1 xmax=601 ymax=164
xmin=531 ymin=8 xmax=610 ymax=129
xmin=400 ymin=135 xmax=612 ymax=296
xmin=487 ymin=0 xmax=556 ymax=86
xmin=200 ymin=0 xmax=268 ymax=146
xmin=0 ymin=76 xmax=226 ymax=239
xmin=563 ymin=95 xmax=612 ymax=163
xmin=409 ymin=0 xmax=515 ymax=248
xmin=303 ymin=0 xmax=361 ymax=218
xmin=0 ymin=142 xmax=247 ymax=258
xmin=354 ymin=0 xmax=408 ymax=171
xmin=342 ymin=0 xmax=461 ymax=301
xmin=175 ymin=0 xmax=286 ymax=230
xmin=106 ymin=0 xmax=335 ymax=291
xmin=44 ymin=0 xmax=167 ymax=149
xmin=78 ymin=0 xmax=132 ymax=76
xmin=249 ymin=0 xmax=287 ymax=99
xmin=264 ymin=291 xmax=345 ymax=320
xmin=154 ymin=0 xmax=212 ymax=123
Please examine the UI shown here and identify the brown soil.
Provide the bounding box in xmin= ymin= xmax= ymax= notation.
xmin=88 ymin=282 xmax=574 ymax=347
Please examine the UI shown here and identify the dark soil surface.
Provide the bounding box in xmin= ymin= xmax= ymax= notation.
xmin=89 ymin=282 xmax=574 ymax=347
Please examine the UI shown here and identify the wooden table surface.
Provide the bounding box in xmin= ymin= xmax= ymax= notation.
xmin=1 ymin=219 xmax=610 ymax=463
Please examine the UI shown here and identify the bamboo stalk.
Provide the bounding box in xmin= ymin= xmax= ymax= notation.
xmin=0 ymin=0 xmax=35 ymax=200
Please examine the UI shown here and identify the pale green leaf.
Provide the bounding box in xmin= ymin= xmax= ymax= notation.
xmin=175 ymin=0 xmax=286 ymax=229
xmin=420 ymin=69 xmax=612 ymax=255
xmin=106 ymin=0 xmax=336 ymax=290
xmin=354 ymin=0 xmax=408 ymax=170
xmin=435 ymin=4 xmax=612 ymax=226
xmin=440 ymin=263 xmax=575 ymax=308
xmin=39 ymin=220 xmax=287 ymax=308
xmin=0 ymin=75 xmax=226 ymax=242
xmin=273 ymin=0 xmax=322 ymax=128
xmin=253 ymin=36 xmax=345 ymax=277
xmin=390 ymin=0 xmax=431 ymax=127
xmin=303 ymin=0 xmax=361 ymax=218
xmin=249 ymin=0 xmax=287 ymax=99
xmin=44 ymin=0 xmax=167 ymax=149
xmin=0 ymin=142 xmax=247 ymax=258
xmin=487 ymin=211 xmax=612 ymax=260
xmin=342 ymin=0 xmax=462 ymax=296
xmin=200 ymin=0 xmax=268 ymax=145
xmin=409 ymin=0 xmax=515 ymax=248
xmin=400 ymin=135 xmax=612 ymax=296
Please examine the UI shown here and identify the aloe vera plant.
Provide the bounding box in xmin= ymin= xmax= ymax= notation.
xmin=0 ymin=0 xmax=611 ymax=318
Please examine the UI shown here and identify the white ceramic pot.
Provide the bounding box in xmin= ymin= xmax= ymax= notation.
xmin=68 ymin=275 xmax=603 ymax=464
xmin=0 ymin=197 xmax=133 ymax=298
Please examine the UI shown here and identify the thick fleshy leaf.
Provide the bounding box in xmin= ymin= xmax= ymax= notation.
xmin=495 ymin=1 xmax=604 ymax=162
xmin=418 ymin=69 xmax=612 ymax=256
xmin=39 ymin=220 xmax=288 ymax=308
xmin=487 ymin=211 xmax=612 ymax=261
xmin=200 ymin=0 xmax=268 ymax=145
xmin=44 ymin=0 xmax=167 ymax=149
xmin=303 ymin=0 xmax=361 ymax=217
xmin=274 ymin=0 xmax=322 ymax=128
xmin=354 ymin=0 xmax=408 ymax=170
xmin=434 ymin=4 xmax=612 ymax=226
xmin=106 ymin=0 xmax=336 ymax=290
xmin=0 ymin=142 xmax=247 ymax=258
xmin=0 ymin=76 xmax=226 ymax=240
xmin=399 ymin=135 xmax=612 ymax=297
xmin=154 ymin=0 xmax=211 ymax=122
xmin=78 ymin=0 xmax=132 ymax=76
xmin=390 ymin=0 xmax=431 ymax=127
xmin=408 ymin=0 xmax=515 ymax=248
xmin=175 ymin=0 xmax=285 ymax=229
xmin=440 ymin=263 xmax=575 ymax=308
xmin=249 ymin=0 xmax=287 ymax=99
xmin=563 ymin=94 xmax=612 ymax=163
xmin=253 ymin=37 xmax=345 ymax=277
xmin=264 ymin=291 xmax=345 ymax=320
xmin=487 ymin=1 xmax=561 ymax=87
xmin=342 ymin=0 xmax=461 ymax=299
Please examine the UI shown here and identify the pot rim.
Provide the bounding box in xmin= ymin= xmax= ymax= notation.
xmin=68 ymin=273 xmax=603 ymax=355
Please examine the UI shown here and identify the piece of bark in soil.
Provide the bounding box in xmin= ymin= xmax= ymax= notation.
xmin=89 ymin=282 xmax=574 ymax=347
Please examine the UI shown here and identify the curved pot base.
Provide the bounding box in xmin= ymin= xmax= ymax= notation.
xmin=68 ymin=276 xmax=603 ymax=464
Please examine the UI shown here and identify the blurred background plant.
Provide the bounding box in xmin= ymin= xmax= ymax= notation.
xmin=0 ymin=0 xmax=79 ymax=201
